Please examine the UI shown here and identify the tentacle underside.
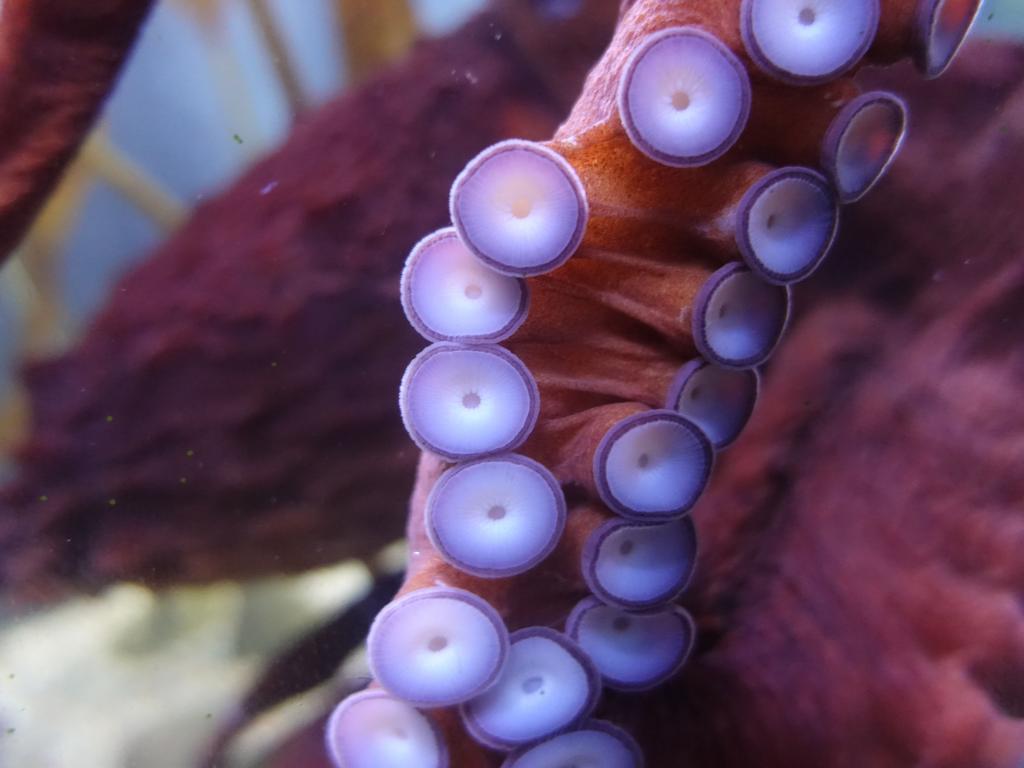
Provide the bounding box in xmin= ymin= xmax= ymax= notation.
xmin=327 ymin=1 xmax=994 ymax=766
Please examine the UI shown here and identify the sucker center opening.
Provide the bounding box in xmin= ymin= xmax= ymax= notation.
xmin=462 ymin=392 xmax=482 ymax=409
xmin=612 ymin=616 xmax=632 ymax=632
xmin=798 ymin=7 xmax=816 ymax=25
xmin=619 ymin=539 xmax=635 ymax=557
xmin=428 ymin=636 xmax=449 ymax=652
xmin=510 ymin=197 xmax=534 ymax=219
xmin=671 ymin=90 xmax=692 ymax=111
xmin=637 ymin=453 xmax=651 ymax=469
xmin=522 ymin=675 xmax=545 ymax=694
xmin=487 ymin=504 xmax=507 ymax=521
xmin=464 ymin=283 xmax=483 ymax=300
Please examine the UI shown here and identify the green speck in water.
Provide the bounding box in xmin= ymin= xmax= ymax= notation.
xmin=186 ymin=449 xmax=195 ymax=458
xmin=38 ymin=495 xmax=48 ymax=503
xmin=108 ymin=498 xmax=117 ymax=507
xmin=180 ymin=477 xmax=188 ymax=485
xmin=233 ymin=133 xmax=244 ymax=145
xmin=106 ymin=415 xmax=114 ymax=423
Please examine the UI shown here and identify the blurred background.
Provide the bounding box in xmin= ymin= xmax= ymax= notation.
xmin=0 ymin=0 xmax=1020 ymax=766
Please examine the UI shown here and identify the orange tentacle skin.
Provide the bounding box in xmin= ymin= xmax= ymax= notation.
xmin=326 ymin=1 xmax=986 ymax=766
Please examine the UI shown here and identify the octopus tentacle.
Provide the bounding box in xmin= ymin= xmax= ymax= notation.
xmin=734 ymin=166 xmax=840 ymax=283
xmin=326 ymin=690 xmax=448 ymax=768
xmin=691 ymin=261 xmax=792 ymax=367
xmin=367 ymin=586 xmax=510 ymax=708
xmin=582 ymin=515 xmax=698 ymax=610
xmin=399 ymin=344 xmax=540 ymax=461
xmin=665 ymin=359 xmax=760 ymax=450
xmin=401 ymin=228 xmax=531 ymax=344
xmin=820 ymin=90 xmax=909 ymax=203
xmin=500 ymin=719 xmax=642 ymax=768
xmin=461 ymin=626 xmax=602 ymax=750
xmin=425 ymin=454 xmax=567 ymax=579
xmin=327 ymin=0 xmax=982 ymax=764
xmin=565 ymin=595 xmax=696 ymax=692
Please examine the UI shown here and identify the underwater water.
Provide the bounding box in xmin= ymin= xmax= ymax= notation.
xmin=0 ymin=0 xmax=1021 ymax=766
